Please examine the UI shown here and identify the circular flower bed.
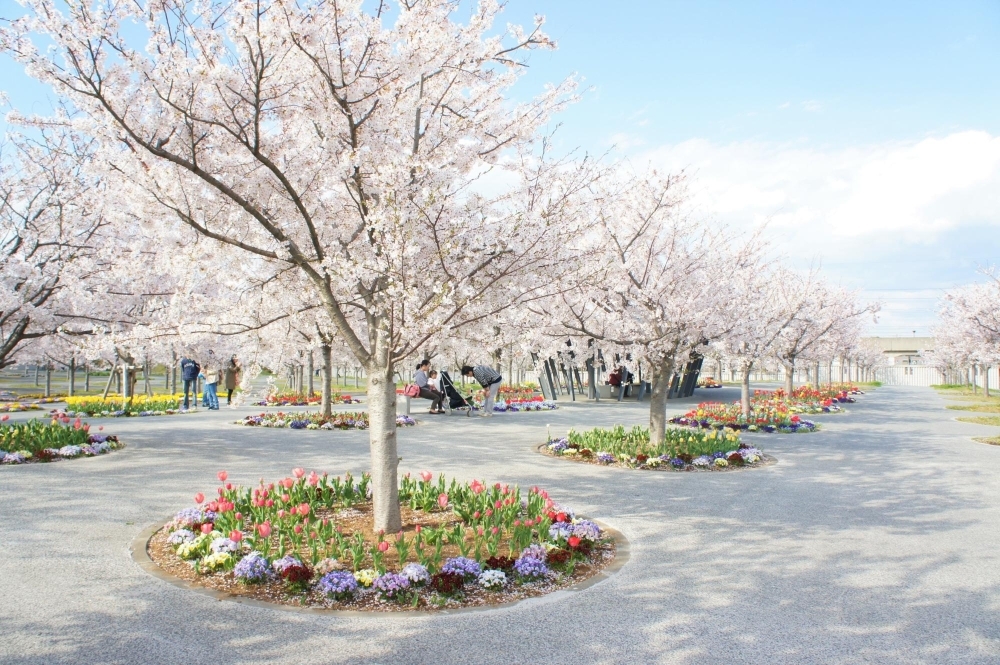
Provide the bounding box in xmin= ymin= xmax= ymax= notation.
xmin=237 ymin=411 xmax=416 ymax=430
xmin=144 ymin=469 xmax=616 ymax=611
xmin=0 ymin=402 xmax=43 ymax=412
xmin=0 ymin=417 xmax=122 ymax=465
xmin=670 ymin=402 xmax=819 ymax=433
xmin=490 ymin=398 xmax=557 ymax=412
xmin=254 ymin=392 xmax=361 ymax=407
xmin=62 ymin=395 xmax=185 ymax=417
xmin=541 ymin=425 xmax=770 ymax=471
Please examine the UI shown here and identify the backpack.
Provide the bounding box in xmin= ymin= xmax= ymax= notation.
xmin=403 ymin=384 xmax=420 ymax=398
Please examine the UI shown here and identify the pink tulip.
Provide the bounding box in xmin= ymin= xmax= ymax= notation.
xmin=293 ymin=524 xmax=303 ymax=534
xmin=437 ymin=493 xmax=448 ymax=509
xmin=474 ymin=511 xmax=481 ymax=519
xmin=235 ymin=512 xmax=242 ymax=520
xmin=491 ymin=527 xmax=499 ymax=535
xmin=292 ymin=467 xmax=305 ymax=479
xmin=513 ymin=520 xmax=521 ymax=527
xmin=477 ymin=526 xmax=484 ymax=536
xmin=415 ymin=524 xmax=422 ymax=533
xmin=377 ymin=541 xmax=389 ymax=552
xmin=200 ymin=524 xmax=213 ymax=534
xmin=1 ymin=415 xmax=8 ymax=421
xmin=230 ymin=530 xmax=243 ymax=542
xmin=265 ymin=499 xmax=274 ymax=508
xmin=494 ymin=500 xmax=502 ymax=509
xmin=73 ymin=418 xmax=82 ymax=430
xmin=281 ymin=478 xmax=294 ymax=489
xmin=194 ymin=493 xmax=204 ymax=504
xmin=277 ymin=509 xmax=285 ymax=518
xmin=217 ymin=470 xmax=228 ymax=482
xmin=420 ymin=471 xmax=433 ymax=483
xmin=470 ymin=480 xmax=485 ymax=495
xmin=98 ymin=425 xmax=103 ymax=431
xmin=298 ymin=503 xmax=310 ymax=516
xmin=257 ymin=522 xmax=271 ymax=538
xmin=307 ymin=471 xmax=319 ymax=486
xmin=281 ymin=494 xmax=290 ymax=504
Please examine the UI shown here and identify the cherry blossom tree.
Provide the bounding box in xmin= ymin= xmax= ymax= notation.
xmin=3 ymin=0 xmax=599 ymax=532
xmin=0 ymin=125 xmax=108 ymax=369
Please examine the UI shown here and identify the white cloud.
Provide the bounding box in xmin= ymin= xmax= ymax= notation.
xmin=802 ymin=100 xmax=823 ymax=112
xmin=640 ymin=131 xmax=1000 ymax=246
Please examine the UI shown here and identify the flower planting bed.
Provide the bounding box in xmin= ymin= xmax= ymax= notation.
xmin=489 ymin=398 xmax=557 ymax=412
xmin=0 ymin=402 xmax=42 ymax=412
xmin=0 ymin=418 xmax=122 ymax=464
xmin=670 ymin=402 xmax=819 ymax=433
xmin=62 ymin=395 xmax=185 ymax=417
xmin=254 ymin=392 xmax=361 ymax=407
xmin=541 ymin=425 xmax=771 ymax=471
xmin=237 ymin=412 xmax=416 ymax=430
xmin=141 ymin=470 xmax=617 ymax=612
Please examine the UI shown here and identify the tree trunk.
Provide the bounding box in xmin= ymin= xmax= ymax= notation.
xmin=321 ymin=343 xmax=333 ymax=419
xmin=648 ymin=357 xmax=674 ymax=446
xmin=986 ymin=366 xmax=991 ymax=398
xmin=783 ymin=360 xmax=794 ymax=395
xmin=85 ymin=364 xmax=90 ymax=392
xmin=308 ymin=351 xmax=315 ymax=397
xmin=367 ymin=360 xmax=401 ymax=533
xmin=171 ymin=351 xmax=177 ymax=394
xmin=741 ymin=362 xmax=752 ymax=417
xmin=45 ymin=364 xmax=52 ymax=397
xmin=68 ymin=357 xmax=76 ymax=396
xmin=34 ymin=364 xmax=39 ymax=387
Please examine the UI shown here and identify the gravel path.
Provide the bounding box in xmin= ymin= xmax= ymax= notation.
xmin=3 ymin=386 xmax=1000 ymax=664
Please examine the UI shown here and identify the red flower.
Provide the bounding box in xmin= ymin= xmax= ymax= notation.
xmin=568 ymin=536 xmax=581 ymax=548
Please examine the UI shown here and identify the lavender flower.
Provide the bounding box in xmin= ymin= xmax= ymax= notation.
xmin=167 ymin=529 xmax=196 ymax=545
xmin=317 ymin=570 xmax=358 ymax=599
xmin=272 ymin=555 xmax=304 ymax=574
xmin=174 ymin=507 xmax=215 ymax=526
xmin=570 ymin=519 xmax=601 ymax=541
xmin=519 ymin=544 xmax=547 ymax=562
xmin=692 ymin=455 xmax=712 ymax=467
xmin=596 ymin=452 xmax=615 ymax=464
xmin=441 ymin=556 xmax=481 ymax=579
xmin=234 ymin=552 xmax=272 ymax=583
xmin=373 ymin=572 xmax=411 ymax=599
xmin=514 ymin=556 xmax=549 ymax=579
xmin=548 ymin=438 xmax=569 ymax=453
xmin=2 ymin=452 xmax=25 ymax=464
xmin=549 ymin=522 xmax=575 ymax=541
xmin=400 ymin=562 xmax=430 ymax=585
xmin=670 ymin=458 xmax=685 ymax=468
xmin=58 ymin=445 xmax=82 ymax=457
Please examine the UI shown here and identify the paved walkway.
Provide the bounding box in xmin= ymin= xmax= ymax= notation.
xmin=3 ymin=387 xmax=1000 ymax=664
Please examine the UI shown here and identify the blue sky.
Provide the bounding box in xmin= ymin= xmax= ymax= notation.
xmin=3 ymin=0 xmax=999 ymax=336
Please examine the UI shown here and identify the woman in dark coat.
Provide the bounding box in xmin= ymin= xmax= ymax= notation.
xmin=224 ymin=356 xmax=241 ymax=406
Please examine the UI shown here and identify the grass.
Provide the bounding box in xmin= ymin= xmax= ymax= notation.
xmin=946 ymin=403 xmax=1000 ymax=413
xmin=956 ymin=416 xmax=1000 ymax=426
xmin=566 ymin=424 xmax=742 ymax=459
xmin=973 ymin=436 xmax=1000 ymax=446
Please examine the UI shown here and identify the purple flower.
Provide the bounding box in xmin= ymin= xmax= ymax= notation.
xmin=569 ymin=519 xmax=601 ymax=541
xmin=596 ymin=452 xmax=615 ymax=464
xmin=519 ymin=544 xmax=547 ymax=562
xmin=234 ymin=552 xmax=272 ymax=583
xmin=373 ymin=572 xmax=411 ymax=599
xmin=317 ymin=570 xmax=358 ymax=598
xmin=514 ymin=556 xmax=549 ymax=579
xmin=272 ymin=555 xmax=304 ymax=574
xmin=441 ymin=556 xmax=481 ymax=579
xmin=548 ymin=438 xmax=569 ymax=453
xmin=400 ymin=562 xmax=430 ymax=585
xmin=167 ymin=529 xmax=196 ymax=545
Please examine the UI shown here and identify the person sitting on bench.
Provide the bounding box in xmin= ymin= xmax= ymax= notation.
xmin=415 ymin=359 xmax=444 ymax=414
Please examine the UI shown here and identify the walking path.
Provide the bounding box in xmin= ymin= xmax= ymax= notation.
xmin=3 ymin=387 xmax=1000 ymax=664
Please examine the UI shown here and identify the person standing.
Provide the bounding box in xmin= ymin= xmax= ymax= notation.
xmin=462 ymin=364 xmax=502 ymax=417
xmin=202 ymin=361 xmax=221 ymax=410
xmin=180 ymin=357 xmax=200 ymax=410
xmin=224 ymin=356 xmax=241 ymax=406
xmin=414 ymin=359 xmax=444 ymax=414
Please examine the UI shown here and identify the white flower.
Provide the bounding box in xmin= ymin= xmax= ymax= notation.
xmin=478 ymin=569 xmax=507 ymax=590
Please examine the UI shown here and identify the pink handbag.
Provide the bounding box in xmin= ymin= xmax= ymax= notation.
xmin=403 ymin=384 xmax=420 ymax=398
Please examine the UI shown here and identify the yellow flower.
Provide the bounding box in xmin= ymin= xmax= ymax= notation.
xmin=354 ymin=569 xmax=377 ymax=587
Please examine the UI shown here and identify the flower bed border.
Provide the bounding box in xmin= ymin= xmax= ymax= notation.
xmin=534 ymin=443 xmax=777 ymax=472
xmin=131 ymin=517 xmax=628 ymax=616
xmin=2 ymin=437 xmax=126 ymax=465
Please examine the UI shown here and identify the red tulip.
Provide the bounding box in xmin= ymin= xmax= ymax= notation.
xmin=474 ymin=511 xmax=481 ymax=519
xmin=230 ymin=530 xmax=243 ymax=542
xmin=568 ymin=536 xmax=581 ymax=548
xmin=292 ymin=467 xmax=305 ymax=479
xmin=235 ymin=512 xmax=242 ymax=520
xmin=225 ymin=483 xmax=232 ymax=491
xmin=200 ymin=523 xmax=213 ymax=534
xmin=194 ymin=493 xmax=204 ymax=504
xmin=257 ymin=522 xmax=271 ymax=538
xmin=415 ymin=524 xmax=422 ymax=533
xmin=490 ymin=527 xmax=499 ymax=535
xmin=217 ymin=470 xmax=228 ymax=482
xmin=0 ymin=415 xmax=8 ymax=422
xmin=293 ymin=524 xmax=303 ymax=534
xmin=265 ymin=499 xmax=274 ymax=508
xmin=419 ymin=471 xmax=433 ymax=482
xmin=377 ymin=541 xmax=389 ymax=552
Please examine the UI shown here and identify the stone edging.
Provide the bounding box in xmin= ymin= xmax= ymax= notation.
xmin=130 ymin=516 xmax=629 ymax=616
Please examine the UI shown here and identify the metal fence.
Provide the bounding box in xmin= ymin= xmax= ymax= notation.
xmin=873 ymin=366 xmax=946 ymax=387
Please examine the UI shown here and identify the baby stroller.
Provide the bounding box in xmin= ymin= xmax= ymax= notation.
xmin=440 ymin=371 xmax=476 ymax=416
